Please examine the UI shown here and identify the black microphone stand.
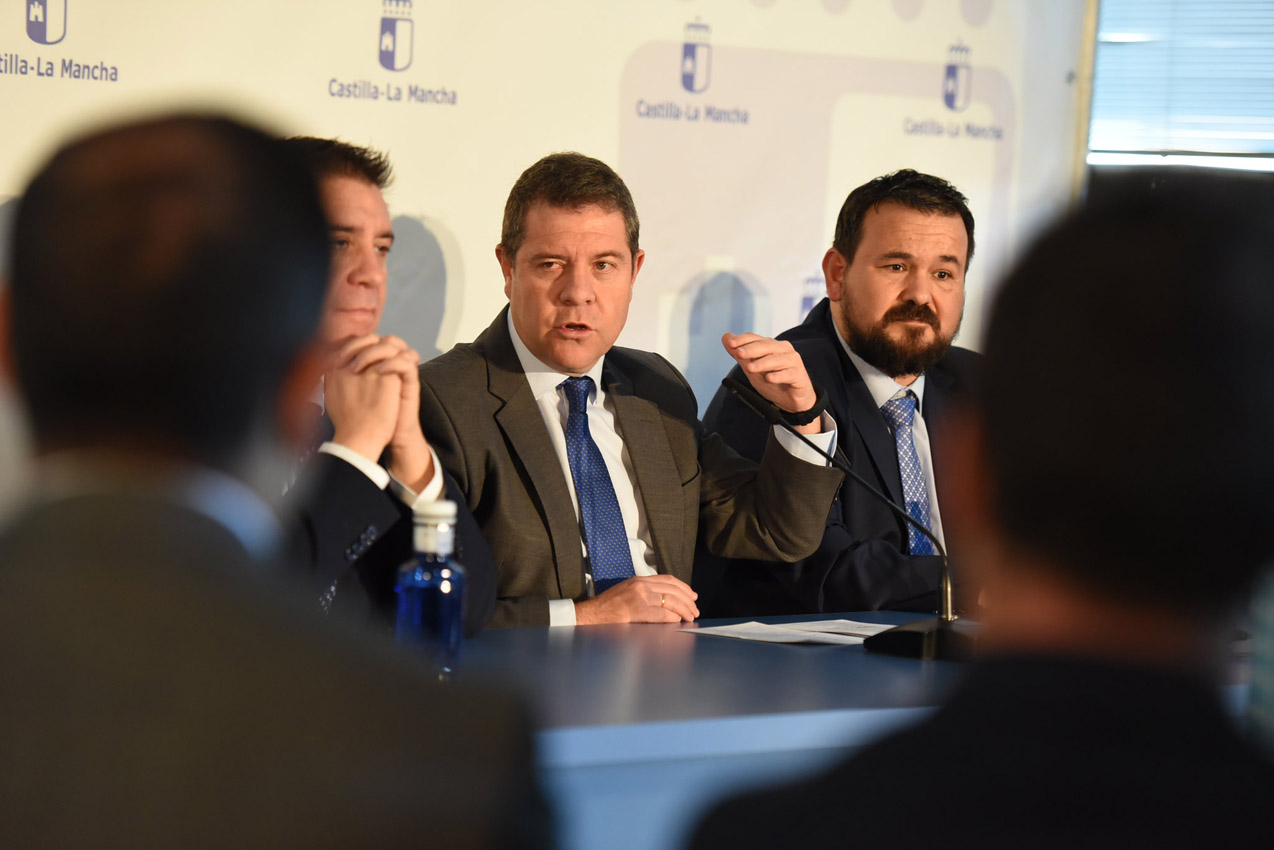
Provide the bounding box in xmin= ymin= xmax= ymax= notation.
xmin=722 ymin=377 xmax=977 ymax=661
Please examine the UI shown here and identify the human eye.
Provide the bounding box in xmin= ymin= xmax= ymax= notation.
xmin=935 ymin=270 xmax=951 ymax=280
xmin=884 ymin=262 xmax=905 ymax=272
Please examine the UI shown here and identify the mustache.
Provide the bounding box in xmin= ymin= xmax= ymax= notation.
xmin=881 ymin=302 xmax=939 ymax=330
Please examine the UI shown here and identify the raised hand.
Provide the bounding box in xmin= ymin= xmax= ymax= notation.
xmin=722 ymin=332 xmax=821 ymax=433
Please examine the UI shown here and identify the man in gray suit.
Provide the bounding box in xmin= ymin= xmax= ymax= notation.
xmin=418 ymin=152 xmax=844 ymax=628
xmin=0 ymin=114 xmax=552 ymax=848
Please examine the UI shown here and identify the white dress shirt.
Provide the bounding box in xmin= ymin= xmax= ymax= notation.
xmin=837 ymin=337 xmax=946 ymax=550
xmin=507 ymin=312 xmax=836 ymax=626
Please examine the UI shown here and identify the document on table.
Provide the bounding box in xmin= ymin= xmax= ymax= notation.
xmin=682 ymin=619 xmax=896 ymax=645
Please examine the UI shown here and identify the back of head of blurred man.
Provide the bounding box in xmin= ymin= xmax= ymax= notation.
xmin=0 ymin=115 xmax=551 ymax=850
xmin=689 ymin=175 xmax=1274 ymax=850
xmin=9 ymin=115 xmax=329 ymax=485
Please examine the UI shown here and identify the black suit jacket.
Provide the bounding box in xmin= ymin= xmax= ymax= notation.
xmin=688 ymin=653 xmax=1274 ymax=850
xmin=700 ymin=298 xmax=980 ymax=615
xmin=0 ymin=488 xmax=553 ymax=849
xmin=286 ymin=429 xmax=497 ymax=636
xmin=417 ymin=308 xmax=845 ymax=628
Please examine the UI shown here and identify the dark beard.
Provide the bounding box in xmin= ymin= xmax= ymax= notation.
xmin=845 ymin=301 xmax=955 ymax=378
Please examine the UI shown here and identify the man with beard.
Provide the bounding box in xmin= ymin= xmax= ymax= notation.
xmin=688 ymin=173 xmax=1274 ymax=850
xmin=701 ymin=169 xmax=979 ymax=615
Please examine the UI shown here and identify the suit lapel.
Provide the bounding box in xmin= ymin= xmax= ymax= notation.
xmin=920 ymin=363 xmax=956 ymax=510
xmin=603 ymin=358 xmax=683 ymax=575
xmin=825 ymin=315 xmax=906 ymax=506
xmin=481 ymin=313 xmax=586 ymax=599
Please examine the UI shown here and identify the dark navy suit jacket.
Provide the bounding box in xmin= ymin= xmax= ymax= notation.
xmin=700 ymin=297 xmax=980 ymax=615
xmin=286 ymin=428 xmax=497 ymax=636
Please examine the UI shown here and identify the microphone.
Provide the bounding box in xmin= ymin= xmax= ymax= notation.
xmin=721 ymin=376 xmax=977 ymax=661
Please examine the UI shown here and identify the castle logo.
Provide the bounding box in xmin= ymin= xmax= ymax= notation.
xmin=942 ymin=42 xmax=971 ymax=112
xmin=379 ymin=0 xmax=413 ymax=72
xmin=26 ymin=0 xmax=67 ymax=46
xmin=681 ymin=21 xmax=711 ymax=94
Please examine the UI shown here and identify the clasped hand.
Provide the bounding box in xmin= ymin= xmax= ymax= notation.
xmin=323 ymin=334 xmax=435 ymax=492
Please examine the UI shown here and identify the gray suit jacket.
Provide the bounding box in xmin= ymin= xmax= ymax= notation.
xmin=417 ymin=308 xmax=844 ymax=628
xmin=0 ymin=487 xmax=553 ymax=849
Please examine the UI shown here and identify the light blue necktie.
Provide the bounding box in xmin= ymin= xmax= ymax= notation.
xmin=560 ymin=377 xmax=635 ymax=592
xmin=879 ymin=391 xmax=935 ymax=556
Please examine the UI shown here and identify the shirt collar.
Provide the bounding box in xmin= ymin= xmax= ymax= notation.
xmin=828 ymin=309 xmax=927 ymax=410
xmin=30 ymin=450 xmax=285 ymax=561
xmin=507 ymin=309 xmax=607 ymax=404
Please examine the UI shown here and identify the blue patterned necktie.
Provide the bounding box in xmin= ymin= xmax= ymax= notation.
xmin=560 ymin=376 xmax=635 ymax=592
xmin=879 ymin=391 xmax=935 ymax=556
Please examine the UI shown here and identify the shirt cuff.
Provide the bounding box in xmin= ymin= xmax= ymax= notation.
xmin=548 ymin=598 xmax=578 ymax=627
xmin=771 ymin=411 xmax=838 ymax=466
xmin=387 ymin=446 xmax=446 ymax=509
xmin=318 ymin=442 xmax=390 ymax=489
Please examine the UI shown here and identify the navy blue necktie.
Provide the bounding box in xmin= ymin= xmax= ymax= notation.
xmin=560 ymin=377 xmax=635 ymax=592
xmin=880 ymin=391 xmax=935 ymax=556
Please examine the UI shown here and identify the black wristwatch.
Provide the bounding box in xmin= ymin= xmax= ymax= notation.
xmin=778 ymin=384 xmax=828 ymax=427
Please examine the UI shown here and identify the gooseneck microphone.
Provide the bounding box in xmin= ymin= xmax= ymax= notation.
xmin=721 ymin=376 xmax=976 ymax=661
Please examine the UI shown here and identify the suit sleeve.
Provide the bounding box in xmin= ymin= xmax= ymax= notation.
xmin=284 ymin=453 xmax=404 ymax=613
xmin=676 ymin=358 xmax=843 ymax=565
xmin=284 ymin=453 xmax=497 ymax=636
xmin=703 ymin=367 xmax=940 ymax=613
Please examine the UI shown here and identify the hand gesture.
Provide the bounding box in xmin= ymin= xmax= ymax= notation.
xmin=721 ymin=333 xmax=820 ymax=433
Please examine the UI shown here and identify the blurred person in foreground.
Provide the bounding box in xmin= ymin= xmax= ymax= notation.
xmin=0 ymin=114 xmax=552 ymax=849
xmin=688 ymin=176 xmax=1274 ymax=849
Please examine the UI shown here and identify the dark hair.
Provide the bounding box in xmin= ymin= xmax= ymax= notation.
xmin=10 ymin=115 xmax=331 ymax=467
xmin=282 ymin=136 xmax=393 ymax=189
xmin=500 ymin=152 xmax=639 ymax=260
xmin=980 ymin=171 xmax=1274 ymax=613
xmin=832 ymin=169 xmax=975 ymax=269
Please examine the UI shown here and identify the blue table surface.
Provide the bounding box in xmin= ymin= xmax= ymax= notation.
xmin=462 ymin=611 xmax=970 ymax=731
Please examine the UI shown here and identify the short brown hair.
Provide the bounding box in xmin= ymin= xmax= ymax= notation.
xmin=283 ymin=136 xmax=392 ymax=189
xmin=12 ymin=115 xmax=330 ymax=466
xmin=500 ymin=152 xmax=639 ymax=260
xmin=833 ymin=169 xmax=974 ymax=270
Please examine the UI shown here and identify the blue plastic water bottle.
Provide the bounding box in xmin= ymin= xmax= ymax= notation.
xmin=395 ymin=499 xmax=466 ymax=677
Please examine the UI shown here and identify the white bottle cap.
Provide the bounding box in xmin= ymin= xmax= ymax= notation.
xmin=413 ymin=499 xmax=458 ymax=524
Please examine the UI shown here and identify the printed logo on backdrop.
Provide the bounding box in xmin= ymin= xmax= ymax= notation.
xmin=26 ymin=0 xmax=65 ymax=45
xmin=901 ymin=42 xmax=1000 ymax=141
xmin=379 ymin=0 xmax=412 ymax=72
xmin=4 ymin=0 xmax=120 ymax=81
xmin=327 ymin=0 xmax=457 ymax=106
xmin=633 ymin=21 xmax=748 ymax=126
xmin=681 ymin=21 xmax=710 ymax=93
xmin=942 ymin=42 xmax=971 ymax=112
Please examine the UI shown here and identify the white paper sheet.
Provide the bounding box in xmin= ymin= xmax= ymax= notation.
xmin=681 ymin=619 xmax=895 ymax=645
